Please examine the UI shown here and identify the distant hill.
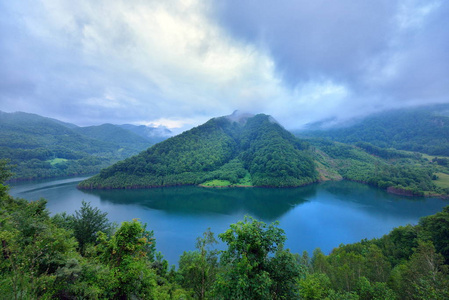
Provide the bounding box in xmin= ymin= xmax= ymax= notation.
xmin=73 ymin=124 xmax=152 ymax=153
xmin=0 ymin=111 xmax=169 ymax=180
xmin=298 ymin=104 xmax=449 ymax=156
xmin=3 ymin=110 xmax=447 ymax=196
xmin=117 ymin=124 xmax=172 ymax=144
xmin=78 ymin=112 xmax=319 ymax=189
xmin=79 ymin=111 xmax=449 ymax=196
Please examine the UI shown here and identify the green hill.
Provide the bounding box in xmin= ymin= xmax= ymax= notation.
xmin=78 ymin=113 xmax=319 ymax=189
xmin=118 ymin=124 xmax=172 ymax=144
xmin=299 ymin=104 xmax=449 ymax=156
xmin=308 ymin=138 xmax=440 ymax=196
xmin=292 ymin=104 xmax=449 ymax=196
xmin=73 ymin=124 xmax=152 ymax=153
xmin=0 ymin=111 xmax=158 ymax=180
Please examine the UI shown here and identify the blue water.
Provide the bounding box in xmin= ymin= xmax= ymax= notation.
xmin=9 ymin=178 xmax=448 ymax=265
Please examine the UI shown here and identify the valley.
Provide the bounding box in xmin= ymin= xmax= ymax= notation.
xmin=0 ymin=111 xmax=171 ymax=181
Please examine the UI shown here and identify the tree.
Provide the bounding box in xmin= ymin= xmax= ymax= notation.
xmin=178 ymin=228 xmax=219 ymax=299
xmin=214 ymin=216 xmax=300 ymax=299
xmin=0 ymin=159 xmax=12 ymax=198
xmin=394 ymin=241 xmax=449 ymax=299
xmin=298 ymin=273 xmax=332 ymax=300
xmin=419 ymin=206 xmax=449 ymax=264
xmin=57 ymin=201 xmax=115 ymax=255
xmin=0 ymin=197 xmax=79 ymax=299
xmin=96 ymin=219 xmax=157 ymax=299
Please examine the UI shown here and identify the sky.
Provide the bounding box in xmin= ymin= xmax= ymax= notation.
xmin=1 ymin=0 xmax=448 ymax=133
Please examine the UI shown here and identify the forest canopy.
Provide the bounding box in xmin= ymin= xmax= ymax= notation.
xmin=79 ymin=114 xmax=318 ymax=189
xmin=1 ymin=162 xmax=448 ymax=299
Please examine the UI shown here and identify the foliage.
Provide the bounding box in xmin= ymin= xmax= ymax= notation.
xmin=2 ymin=158 xmax=449 ymax=299
xmin=214 ymin=216 xmax=302 ymax=299
xmin=303 ymin=206 xmax=449 ymax=300
xmin=95 ymin=220 xmax=157 ymax=299
xmin=418 ymin=206 xmax=449 ymax=264
xmin=79 ymin=114 xmax=318 ymax=189
xmin=0 ymin=111 xmax=158 ymax=180
xmin=0 ymin=164 xmax=186 ymax=299
xmin=53 ymin=201 xmax=115 ymax=255
xmin=178 ymin=228 xmax=219 ymax=299
xmin=300 ymin=104 xmax=449 ymax=156
xmin=309 ymin=138 xmax=441 ymax=196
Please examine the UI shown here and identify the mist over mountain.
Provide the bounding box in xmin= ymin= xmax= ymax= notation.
xmin=298 ymin=104 xmax=449 ymax=156
xmin=117 ymin=124 xmax=172 ymax=144
xmin=79 ymin=113 xmax=318 ymax=189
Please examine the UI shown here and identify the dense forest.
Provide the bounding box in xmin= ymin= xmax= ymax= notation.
xmin=79 ymin=113 xmax=318 ymax=189
xmin=1 ymin=160 xmax=448 ymax=299
xmin=2 ymin=109 xmax=448 ymax=196
xmin=79 ymin=111 xmax=449 ymax=196
xmin=299 ymin=104 xmax=449 ymax=156
xmin=309 ymin=138 xmax=446 ymax=196
xmin=0 ymin=111 xmax=169 ymax=181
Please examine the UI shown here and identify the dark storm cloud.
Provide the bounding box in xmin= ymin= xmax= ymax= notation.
xmin=215 ymin=0 xmax=449 ymax=109
xmin=379 ymin=2 xmax=449 ymax=102
xmin=216 ymin=1 xmax=395 ymax=85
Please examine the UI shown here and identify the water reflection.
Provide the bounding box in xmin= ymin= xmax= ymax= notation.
xmin=82 ymin=185 xmax=317 ymax=221
xmin=9 ymin=178 xmax=449 ymax=265
xmin=317 ymin=181 xmax=445 ymax=220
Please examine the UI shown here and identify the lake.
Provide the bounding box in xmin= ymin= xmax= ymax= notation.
xmin=9 ymin=177 xmax=448 ymax=265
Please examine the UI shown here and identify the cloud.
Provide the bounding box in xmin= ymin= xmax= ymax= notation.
xmin=216 ymin=0 xmax=449 ymax=120
xmin=0 ymin=0 xmax=286 ymax=130
xmin=0 ymin=0 xmax=448 ymax=131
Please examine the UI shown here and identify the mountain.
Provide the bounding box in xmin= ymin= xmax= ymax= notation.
xmin=3 ymin=110 xmax=446 ymax=196
xmin=117 ymin=124 xmax=172 ymax=144
xmin=73 ymin=124 xmax=152 ymax=153
xmin=298 ymin=104 xmax=449 ymax=156
xmin=78 ymin=113 xmax=319 ymax=189
xmin=0 ymin=111 xmax=166 ymax=180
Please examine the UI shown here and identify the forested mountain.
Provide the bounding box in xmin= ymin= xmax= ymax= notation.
xmin=118 ymin=124 xmax=172 ymax=144
xmin=79 ymin=111 xmax=449 ymax=196
xmin=72 ymin=124 xmax=152 ymax=152
xmin=0 ymin=111 xmax=168 ymax=180
xmin=309 ymin=138 xmax=442 ymax=196
xmin=79 ymin=113 xmax=319 ymax=189
xmin=3 ymin=109 xmax=447 ymax=195
xmin=299 ymin=104 xmax=449 ymax=155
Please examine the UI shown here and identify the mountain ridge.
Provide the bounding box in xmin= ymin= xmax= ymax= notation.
xmin=78 ymin=113 xmax=319 ymax=189
xmin=298 ymin=104 xmax=449 ymax=156
xmin=0 ymin=111 xmax=170 ymax=180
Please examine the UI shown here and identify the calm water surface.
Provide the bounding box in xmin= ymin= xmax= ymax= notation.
xmin=9 ymin=178 xmax=448 ymax=265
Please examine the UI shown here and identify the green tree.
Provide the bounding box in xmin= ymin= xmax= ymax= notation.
xmin=73 ymin=201 xmax=114 ymax=254
xmin=0 ymin=197 xmax=79 ymax=299
xmin=214 ymin=216 xmax=300 ymax=299
xmin=311 ymin=248 xmax=329 ymax=274
xmin=178 ymin=228 xmax=219 ymax=299
xmin=419 ymin=206 xmax=449 ymax=264
xmin=356 ymin=276 xmax=396 ymax=300
xmin=96 ymin=219 xmax=157 ymax=299
xmin=396 ymin=241 xmax=449 ymax=299
xmin=298 ymin=273 xmax=332 ymax=300
xmin=0 ymin=159 xmax=12 ymax=198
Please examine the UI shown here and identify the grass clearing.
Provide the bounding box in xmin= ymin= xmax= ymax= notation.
xmin=47 ymin=158 xmax=68 ymax=166
xmin=434 ymin=172 xmax=449 ymax=189
xmin=200 ymin=173 xmax=253 ymax=187
xmin=421 ymin=153 xmax=449 ymax=161
xmin=200 ymin=180 xmax=232 ymax=187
